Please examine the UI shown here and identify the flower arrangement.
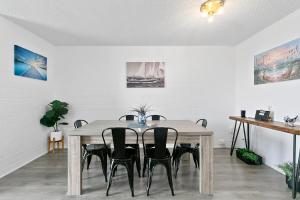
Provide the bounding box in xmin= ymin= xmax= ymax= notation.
xmin=132 ymin=104 xmax=151 ymax=116
xmin=132 ymin=105 xmax=151 ymax=125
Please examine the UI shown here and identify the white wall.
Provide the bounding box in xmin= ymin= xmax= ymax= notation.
xmin=0 ymin=16 xmax=55 ymax=178
xmin=235 ymin=9 xmax=300 ymax=170
xmin=54 ymin=46 xmax=236 ymax=147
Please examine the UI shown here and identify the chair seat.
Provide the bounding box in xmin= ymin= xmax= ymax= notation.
xmin=86 ymin=144 xmax=106 ymax=151
xmin=178 ymin=143 xmax=199 ymax=149
xmin=146 ymin=147 xmax=170 ymax=159
xmin=112 ymin=148 xmax=137 ymax=159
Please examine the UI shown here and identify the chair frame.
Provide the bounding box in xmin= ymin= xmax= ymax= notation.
xmin=146 ymin=115 xmax=167 ymax=121
xmin=118 ymin=115 xmax=138 ymax=121
xmin=142 ymin=127 xmax=178 ymax=196
xmin=173 ymin=118 xmax=207 ymax=178
xmin=74 ymin=120 xmax=109 ymax=182
xmin=102 ymin=127 xmax=139 ymax=197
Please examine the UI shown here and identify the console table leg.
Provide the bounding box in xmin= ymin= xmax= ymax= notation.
xmin=293 ymin=135 xmax=297 ymax=199
xmin=230 ymin=121 xmax=237 ymax=155
xmin=242 ymin=123 xmax=248 ymax=149
xmin=247 ymin=123 xmax=250 ymax=150
xmin=230 ymin=121 xmax=241 ymax=156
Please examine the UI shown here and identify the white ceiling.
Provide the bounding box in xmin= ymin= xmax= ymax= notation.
xmin=0 ymin=0 xmax=300 ymax=46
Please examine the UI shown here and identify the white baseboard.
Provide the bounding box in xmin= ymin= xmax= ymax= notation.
xmin=0 ymin=150 xmax=48 ymax=179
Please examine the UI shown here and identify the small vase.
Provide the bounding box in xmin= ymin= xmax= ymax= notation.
xmin=138 ymin=114 xmax=146 ymax=126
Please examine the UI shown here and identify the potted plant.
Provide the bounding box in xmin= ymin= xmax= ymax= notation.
xmin=278 ymin=162 xmax=300 ymax=191
xmin=236 ymin=148 xmax=263 ymax=165
xmin=40 ymin=100 xmax=69 ymax=141
xmin=132 ymin=105 xmax=151 ymax=125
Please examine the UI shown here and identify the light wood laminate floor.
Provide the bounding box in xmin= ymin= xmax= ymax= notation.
xmin=0 ymin=149 xmax=295 ymax=200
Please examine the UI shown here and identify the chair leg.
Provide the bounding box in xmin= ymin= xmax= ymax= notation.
xmin=174 ymin=157 xmax=180 ymax=178
xmin=125 ymin=161 xmax=135 ymax=197
xmin=143 ymin=156 xmax=147 ymax=177
xmin=147 ymin=159 xmax=154 ymax=196
xmin=195 ymin=150 xmax=200 ymax=168
xmin=164 ymin=159 xmax=175 ymax=196
xmin=106 ymin=161 xmax=116 ymax=196
xmin=97 ymin=152 xmax=108 ymax=182
xmin=136 ymin=148 xmax=141 ymax=177
xmin=192 ymin=151 xmax=198 ymax=168
xmin=113 ymin=166 xmax=117 ymax=176
xmin=82 ymin=152 xmax=88 ymax=173
xmin=87 ymin=154 xmax=92 ymax=170
xmin=102 ymin=151 xmax=108 ymax=182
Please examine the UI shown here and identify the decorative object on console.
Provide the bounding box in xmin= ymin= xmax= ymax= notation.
xmin=255 ymin=110 xmax=271 ymax=121
xmin=126 ymin=62 xmax=165 ymax=88
xmin=241 ymin=110 xmax=246 ymax=118
xmin=284 ymin=115 xmax=298 ymax=127
xmin=254 ymin=38 xmax=300 ymax=85
xmin=40 ymin=100 xmax=69 ymax=141
xmin=267 ymin=106 xmax=274 ymax=121
xmin=132 ymin=105 xmax=151 ymax=126
xmin=14 ymin=45 xmax=47 ymax=81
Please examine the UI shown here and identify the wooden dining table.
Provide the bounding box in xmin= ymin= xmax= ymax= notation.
xmin=67 ymin=120 xmax=214 ymax=196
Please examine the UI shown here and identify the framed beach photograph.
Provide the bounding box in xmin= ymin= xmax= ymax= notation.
xmin=254 ymin=38 xmax=300 ymax=85
xmin=126 ymin=62 xmax=165 ymax=88
xmin=14 ymin=45 xmax=47 ymax=81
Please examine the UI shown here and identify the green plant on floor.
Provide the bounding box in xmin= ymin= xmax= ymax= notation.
xmin=40 ymin=100 xmax=69 ymax=132
xmin=278 ymin=162 xmax=293 ymax=181
xmin=236 ymin=148 xmax=261 ymax=165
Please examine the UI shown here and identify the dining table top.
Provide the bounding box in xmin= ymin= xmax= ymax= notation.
xmin=68 ymin=120 xmax=213 ymax=136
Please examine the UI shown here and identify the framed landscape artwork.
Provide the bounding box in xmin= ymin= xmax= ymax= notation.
xmin=126 ymin=62 xmax=165 ymax=88
xmin=14 ymin=45 xmax=47 ymax=81
xmin=254 ymin=38 xmax=300 ymax=85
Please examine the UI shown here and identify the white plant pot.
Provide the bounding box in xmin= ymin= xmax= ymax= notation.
xmin=50 ymin=131 xmax=63 ymax=141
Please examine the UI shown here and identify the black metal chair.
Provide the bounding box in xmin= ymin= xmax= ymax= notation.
xmin=142 ymin=127 xmax=178 ymax=196
xmin=146 ymin=115 xmax=167 ymax=121
xmin=102 ymin=127 xmax=139 ymax=197
xmin=74 ymin=120 xmax=109 ymax=182
xmin=172 ymin=119 xmax=207 ymax=178
xmin=118 ymin=115 xmax=141 ymax=177
xmin=142 ymin=114 xmax=167 ymax=177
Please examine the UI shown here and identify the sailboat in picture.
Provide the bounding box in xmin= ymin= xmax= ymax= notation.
xmin=127 ymin=62 xmax=165 ymax=88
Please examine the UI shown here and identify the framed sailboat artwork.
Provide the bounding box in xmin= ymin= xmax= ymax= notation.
xmin=126 ymin=62 xmax=165 ymax=88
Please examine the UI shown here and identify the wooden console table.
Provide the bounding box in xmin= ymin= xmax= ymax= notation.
xmin=229 ymin=116 xmax=300 ymax=199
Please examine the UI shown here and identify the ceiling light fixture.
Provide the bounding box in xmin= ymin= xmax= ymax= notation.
xmin=200 ymin=0 xmax=225 ymax=22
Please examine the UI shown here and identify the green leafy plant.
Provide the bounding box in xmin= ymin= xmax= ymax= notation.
xmin=132 ymin=104 xmax=151 ymax=116
xmin=40 ymin=100 xmax=69 ymax=132
xmin=278 ymin=162 xmax=293 ymax=181
xmin=236 ymin=148 xmax=262 ymax=165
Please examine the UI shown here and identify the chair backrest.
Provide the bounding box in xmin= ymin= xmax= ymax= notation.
xmin=146 ymin=115 xmax=167 ymax=121
xmin=142 ymin=127 xmax=178 ymax=159
xmin=196 ymin=118 xmax=207 ymax=128
xmin=74 ymin=119 xmax=88 ymax=128
xmin=118 ymin=115 xmax=138 ymax=121
xmin=102 ymin=127 xmax=138 ymax=159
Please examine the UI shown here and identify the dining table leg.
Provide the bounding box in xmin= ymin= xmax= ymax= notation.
xmin=199 ymin=135 xmax=213 ymax=195
xmin=68 ymin=135 xmax=82 ymax=195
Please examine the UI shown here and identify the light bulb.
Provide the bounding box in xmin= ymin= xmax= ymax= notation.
xmin=201 ymin=12 xmax=208 ymax=17
xmin=216 ymin=7 xmax=224 ymax=15
xmin=208 ymin=16 xmax=214 ymax=23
